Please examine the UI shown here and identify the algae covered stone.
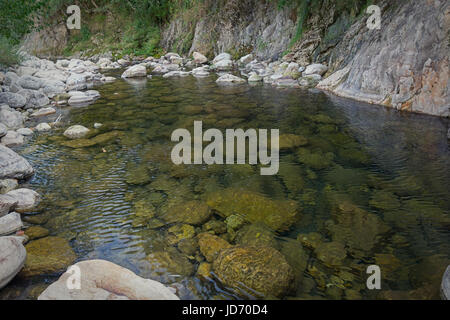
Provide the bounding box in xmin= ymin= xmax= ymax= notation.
xmin=207 ymin=188 xmax=299 ymax=232
xmin=198 ymin=232 xmax=232 ymax=262
xmin=315 ymin=241 xmax=347 ymax=267
xmin=161 ymin=200 xmax=211 ymax=225
xmin=213 ymin=246 xmax=295 ymax=298
xmin=21 ymin=236 xmax=76 ymax=277
xmin=146 ymin=247 xmax=195 ymax=276
xmin=167 ymin=224 xmax=196 ymax=245
xmin=24 ymin=226 xmax=49 ymax=240
xmin=279 ymin=134 xmax=308 ymax=150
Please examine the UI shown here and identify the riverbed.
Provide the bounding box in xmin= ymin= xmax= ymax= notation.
xmin=2 ymin=71 xmax=449 ymax=299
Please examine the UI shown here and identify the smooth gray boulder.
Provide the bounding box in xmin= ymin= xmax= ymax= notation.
xmin=303 ymin=63 xmax=328 ymax=76
xmin=6 ymin=188 xmax=41 ymax=213
xmin=193 ymin=52 xmax=208 ymax=64
xmin=213 ymin=59 xmax=233 ymax=71
xmin=0 ymin=105 xmax=24 ymax=129
xmin=213 ymin=52 xmax=231 ymax=64
xmin=442 ymin=265 xmax=450 ymax=300
xmin=35 ymin=122 xmax=51 ymax=132
xmin=0 ymin=236 xmax=27 ymax=289
xmin=17 ymin=89 xmax=50 ymax=109
xmin=0 ymin=92 xmax=27 ymax=108
xmin=17 ymin=128 xmax=34 ymax=136
xmin=1 ymin=130 xmax=24 ymax=147
xmin=0 ymin=194 xmax=18 ymax=217
xmin=31 ymin=107 xmax=56 ymax=117
xmin=38 ymin=259 xmax=179 ymax=300
xmin=216 ymin=74 xmax=246 ymax=84
xmin=0 ymin=212 xmax=23 ymax=236
xmin=0 ymin=145 xmax=34 ymax=180
xmin=17 ymin=75 xmax=43 ymax=90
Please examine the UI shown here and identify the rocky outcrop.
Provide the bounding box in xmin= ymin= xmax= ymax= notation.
xmin=442 ymin=266 xmax=450 ymax=300
xmin=38 ymin=259 xmax=179 ymax=300
xmin=320 ymin=0 xmax=449 ymax=117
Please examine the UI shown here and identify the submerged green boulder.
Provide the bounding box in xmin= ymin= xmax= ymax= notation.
xmin=213 ymin=246 xmax=295 ymax=298
xmin=160 ymin=200 xmax=211 ymax=225
xmin=61 ymin=131 xmax=123 ymax=148
xmin=297 ymin=148 xmax=334 ymax=170
xmin=146 ymin=247 xmax=195 ymax=276
xmin=20 ymin=236 xmax=76 ymax=277
xmin=278 ymin=134 xmax=308 ymax=150
xmin=206 ymin=188 xmax=299 ymax=232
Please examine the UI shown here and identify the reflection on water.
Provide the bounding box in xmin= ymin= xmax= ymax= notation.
xmin=3 ymin=72 xmax=449 ymax=300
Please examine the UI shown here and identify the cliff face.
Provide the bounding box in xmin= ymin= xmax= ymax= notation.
xmin=318 ymin=0 xmax=449 ymax=117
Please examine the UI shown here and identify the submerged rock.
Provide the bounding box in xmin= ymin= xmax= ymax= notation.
xmin=315 ymin=241 xmax=347 ymax=267
xmin=25 ymin=226 xmax=49 ymax=240
xmin=197 ymin=232 xmax=232 ymax=262
xmin=206 ymin=188 xmax=299 ymax=232
xmin=0 ymin=236 xmax=27 ymax=289
xmin=279 ymin=134 xmax=308 ymax=150
xmin=161 ymin=200 xmax=211 ymax=225
xmin=20 ymin=236 xmax=76 ymax=277
xmin=38 ymin=259 xmax=179 ymax=300
xmin=61 ymin=130 xmax=123 ymax=148
xmin=146 ymin=247 xmax=195 ymax=276
xmin=213 ymin=246 xmax=294 ymax=298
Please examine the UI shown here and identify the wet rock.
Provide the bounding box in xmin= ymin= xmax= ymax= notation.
xmin=0 ymin=92 xmax=27 ymax=108
xmin=178 ymin=238 xmax=198 ymax=256
xmin=161 ymin=200 xmax=211 ymax=225
xmin=273 ymin=77 xmax=300 ymax=88
xmin=207 ymin=188 xmax=299 ymax=232
xmin=442 ymin=266 xmax=450 ymax=300
xmin=298 ymin=74 xmax=322 ymax=88
xmin=0 ymin=179 xmax=18 ymax=194
xmin=167 ymin=224 xmax=196 ymax=245
xmin=1 ymin=130 xmax=24 ymax=147
xmin=297 ymin=232 xmax=323 ymax=250
xmin=279 ymin=238 xmax=308 ymax=289
xmin=369 ymin=190 xmax=401 ymax=211
xmin=279 ymin=163 xmax=305 ymax=194
xmin=35 ymin=122 xmax=51 ymax=132
xmin=0 ymin=145 xmax=34 ymax=179
xmin=283 ymin=62 xmax=301 ymax=79
xmin=304 ymin=64 xmax=328 ymax=76
xmin=213 ymin=246 xmax=295 ymax=298
xmin=0 ymin=105 xmax=24 ymax=129
xmin=125 ymin=164 xmax=151 ymax=186
xmin=315 ymin=241 xmax=347 ymax=267
xmin=20 ymin=236 xmax=76 ymax=277
xmin=235 ymin=223 xmax=279 ymax=249
xmin=162 ymin=71 xmax=190 ymax=78
xmin=216 ymin=74 xmax=245 ymax=84
xmin=326 ymin=200 xmax=390 ymax=258
xmin=64 ymin=125 xmax=90 ymax=139
xmin=197 ymin=262 xmax=212 ymax=278
xmin=146 ymin=247 xmax=195 ymax=276
xmin=191 ymin=67 xmax=210 ymax=77
xmin=0 ymin=212 xmax=23 ymax=236
xmin=0 ymin=236 xmax=27 ymax=289
xmin=25 ymin=226 xmax=49 ymax=240
xmin=193 ymin=52 xmax=208 ymax=64
xmin=202 ymin=219 xmax=227 ymax=234
xmin=0 ymin=193 xmax=18 ymax=217
xmin=38 ymin=259 xmax=179 ymax=300
xmin=67 ymin=91 xmax=96 ymax=106
xmin=198 ymin=233 xmax=232 ymax=262
xmin=121 ymin=64 xmax=147 ymax=78
xmin=225 ymin=214 xmax=246 ymax=231
xmin=6 ymin=188 xmax=40 ymax=213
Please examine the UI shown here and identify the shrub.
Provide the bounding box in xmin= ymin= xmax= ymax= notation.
xmin=0 ymin=36 xmax=21 ymax=67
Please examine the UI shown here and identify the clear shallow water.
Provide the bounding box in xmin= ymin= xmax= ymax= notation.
xmin=2 ymin=71 xmax=449 ymax=300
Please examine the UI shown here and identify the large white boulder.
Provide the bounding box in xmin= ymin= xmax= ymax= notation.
xmin=213 ymin=59 xmax=233 ymax=71
xmin=121 ymin=64 xmax=147 ymax=78
xmin=38 ymin=259 xmax=180 ymax=300
xmin=0 ymin=105 xmax=24 ymax=129
xmin=0 ymin=236 xmax=26 ymax=289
